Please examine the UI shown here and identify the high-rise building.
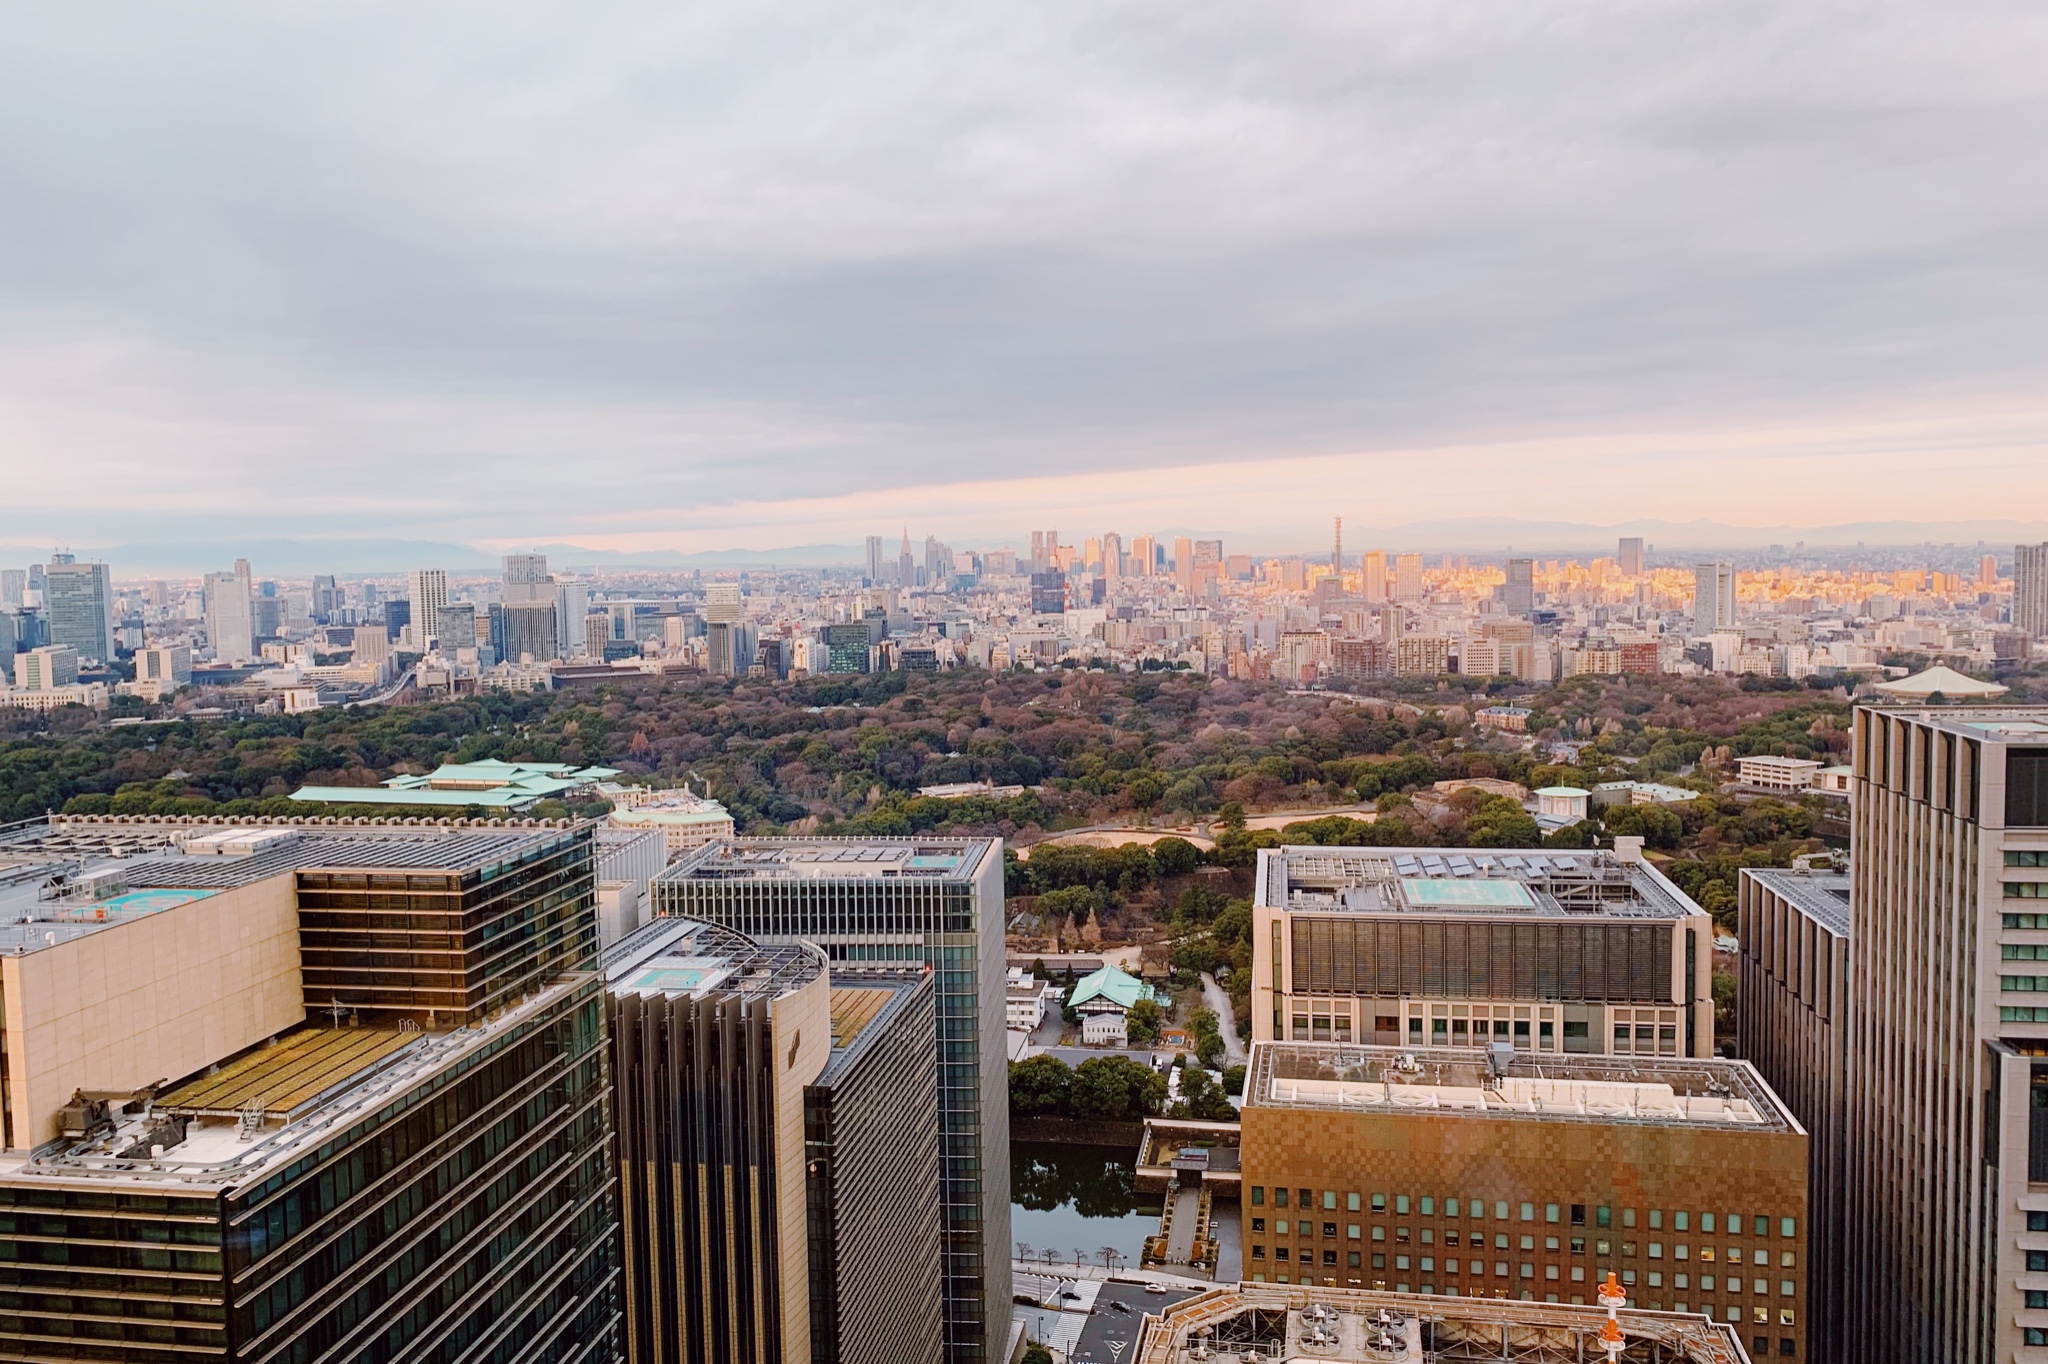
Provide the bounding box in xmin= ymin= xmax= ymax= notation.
xmin=0 ymin=818 xmax=620 ymax=1360
xmin=435 ymin=603 xmax=477 ymax=651
xmin=308 ymin=573 xmax=341 ymax=620
xmin=201 ymin=568 xmax=254 ymax=663
xmin=1619 ymin=537 xmax=1646 ymax=576
xmin=0 ymin=569 xmax=23 ymax=611
xmin=555 ymin=578 xmax=590 ymax=653
xmin=1029 ymin=571 xmax=1066 ymax=615
xmin=1693 ymin=563 xmax=1737 ymax=634
xmin=1393 ymin=553 xmax=1424 ymax=601
xmin=707 ymin=621 xmax=756 ymax=676
xmin=2016 ymin=543 xmax=2048 ymax=636
xmin=1332 ymin=516 xmax=1343 ymax=574
xmin=704 ymin=581 xmax=742 ymax=624
xmin=1252 ymin=846 xmax=1716 ymax=1057
xmin=503 ymin=551 xmax=553 ymax=602
xmin=1172 ymin=536 xmax=1194 ymax=593
xmin=606 ymin=918 xmax=941 ymax=1364
xmin=43 ymin=557 xmax=114 ymax=664
xmin=653 ymin=838 xmax=1010 ymax=1364
xmin=1737 ymin=868 xmax=1851 ymax=1364
xmin=822 ymin=621 xmax=875 ymax=673
xmin=501 ymin=599 xmax=560 ymax=663
xmin=405 ymin=567 xmax=448 ymax=650
xmin=899 ymin=529 xmax=916 ymax=590
xmin=1361 ymin=550 xmax=1387 ymax=601
xmin=1503 ymin=558 xmax=1535 ymax=617
xmin=1101 ymin=531 xmax=1123 ymax=583
xmin=1842 ymin=705 xmax=2048 ymax=1363
xmin=867 ymin=534 xmax=888 ymax=584
xmin=1235 ymin=1047 xmax=1808 ymax=1357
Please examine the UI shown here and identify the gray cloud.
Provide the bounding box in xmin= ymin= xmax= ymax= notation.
xmin=2 ymin=0 xmax=2045 ymax=546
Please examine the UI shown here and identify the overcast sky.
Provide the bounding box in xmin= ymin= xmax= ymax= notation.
xmin=5 ymin=1 xmax=2047 ymax=557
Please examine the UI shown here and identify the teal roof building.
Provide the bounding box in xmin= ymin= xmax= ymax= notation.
xmin=290 ymin=758 xmax=621 ymax=809
xmin=1066 ymin=964 xmax=1166 ymax=1013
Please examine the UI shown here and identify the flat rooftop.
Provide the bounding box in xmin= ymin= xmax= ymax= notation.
xmin=1259 ymin=846 xmax=1701 ymax=921
xmin=816 ymin=973 xmax=928 ymax=1089
xmin=660 ymin=836 xmax=994 ymax=884
xmin=1867 ymin=705 xmax=2048 ymax=742
xmin=1245 ymin=1042 xmax=1798 ymax=1134
xmin=0 ymin=818 xmax=586 ymax=955
xmin=602 ymin=915 xmax=823 ymax=1002
xmin=1745 ymin=868 xmax=1851 ymax=937
xmin=0 ymin=978 xmax=589 ymax=1191
xmin=1136 ymin=1284 xmax=1749 ymax=1364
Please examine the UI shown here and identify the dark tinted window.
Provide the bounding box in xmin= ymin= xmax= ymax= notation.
xmin=2012 ymin=750 xmax=2048 ymax=828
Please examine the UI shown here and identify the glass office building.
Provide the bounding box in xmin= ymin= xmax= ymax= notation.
xmin=653 ymin=839 xmax=1008 ymax=1364
xmin=0 ymin=820 xmax=620 ymax=1363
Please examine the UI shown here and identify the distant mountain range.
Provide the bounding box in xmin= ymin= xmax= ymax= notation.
xmin=4 ymin=517 xmax=2044 ymax=575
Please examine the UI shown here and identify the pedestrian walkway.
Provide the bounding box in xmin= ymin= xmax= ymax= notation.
xmin=1164 ymin=1186 xmax=1202 ymax=1262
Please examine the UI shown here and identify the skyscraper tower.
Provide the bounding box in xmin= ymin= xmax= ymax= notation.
xmin=866 ymin=534 xmax=887 ymax=584
xmin=655 ymin=838 xmax=1009 ymax=1364
xmin=2017 ymin=542 xmax=2048 ymax=636
xmin=503 ymin=551 xmax=553 ymax=601
xmin=1843 ymin=704 xmax=2048 ymax=1363
xmin=43 ymin=556 xmax=114 ymax=664
xmin=899 ymin=529 xmax=916 ymax=589
xmin=406 ymin=567 xmax=448 ymax=650
xmin=1618 ymin=536 xmax=1646 ymax=576
xmin=1332 ymin=516 xmax=1343 ymax=575
xmin=1361 ymin=549 xmax=1387 ymax=601
xmin=1693 ymin=562 xmax=1737 ymax=633
xmin=1503 ymin=557 xmax=1535 ymax=617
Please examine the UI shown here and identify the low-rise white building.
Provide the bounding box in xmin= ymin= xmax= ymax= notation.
xmin=605 ymin=796 xmax=737 ymax=854
xmin=1736 ymin=754 xmax=1823 ymax=792
xmin=1004 ymin=967 xmax=1060 ymax=1030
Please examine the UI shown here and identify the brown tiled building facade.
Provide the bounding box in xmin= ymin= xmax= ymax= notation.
xmin=1239 ymin=1042 xmax=1811 ymax=1360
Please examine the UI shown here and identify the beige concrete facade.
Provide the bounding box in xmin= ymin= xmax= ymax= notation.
xmin=771 ymin=972 xmax=831 ymax=1364
xmin=1 ymin=874 xmax=303 ymax=1150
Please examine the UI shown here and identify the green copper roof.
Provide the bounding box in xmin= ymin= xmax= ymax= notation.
xmin=290 ymin=760 xmax=619 ymax=809
xmin=1066 ymin=964 xmax=1164 ymax=1011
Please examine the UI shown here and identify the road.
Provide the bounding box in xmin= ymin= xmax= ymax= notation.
xmin=346 ymin=666 xmax=416 ymax=707
xmin=1200 ymin=973 xmax=1247 ymax=1064
xmin=1067 ymin=1281 xmax=1202 ymax=1364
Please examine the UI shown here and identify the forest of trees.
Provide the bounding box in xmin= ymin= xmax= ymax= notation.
xmin=5 ymin=666 xmax=1864 ymax=832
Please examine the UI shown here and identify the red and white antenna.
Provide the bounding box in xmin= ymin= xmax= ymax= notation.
xmin=1596 ymin=1270 xmax=1628 ymax=1362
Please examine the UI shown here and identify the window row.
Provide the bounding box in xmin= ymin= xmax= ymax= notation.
xmin=1244 ymin=1189 xmax=1794 ymax=1238
xmin=2009 ymin=852 xmax=2048 ymax=867
xmin=1243 ymin=1222 xmax=1791 ymax=1265
xmin=1242 ymin=1251 xmax=1794 ymax=1300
